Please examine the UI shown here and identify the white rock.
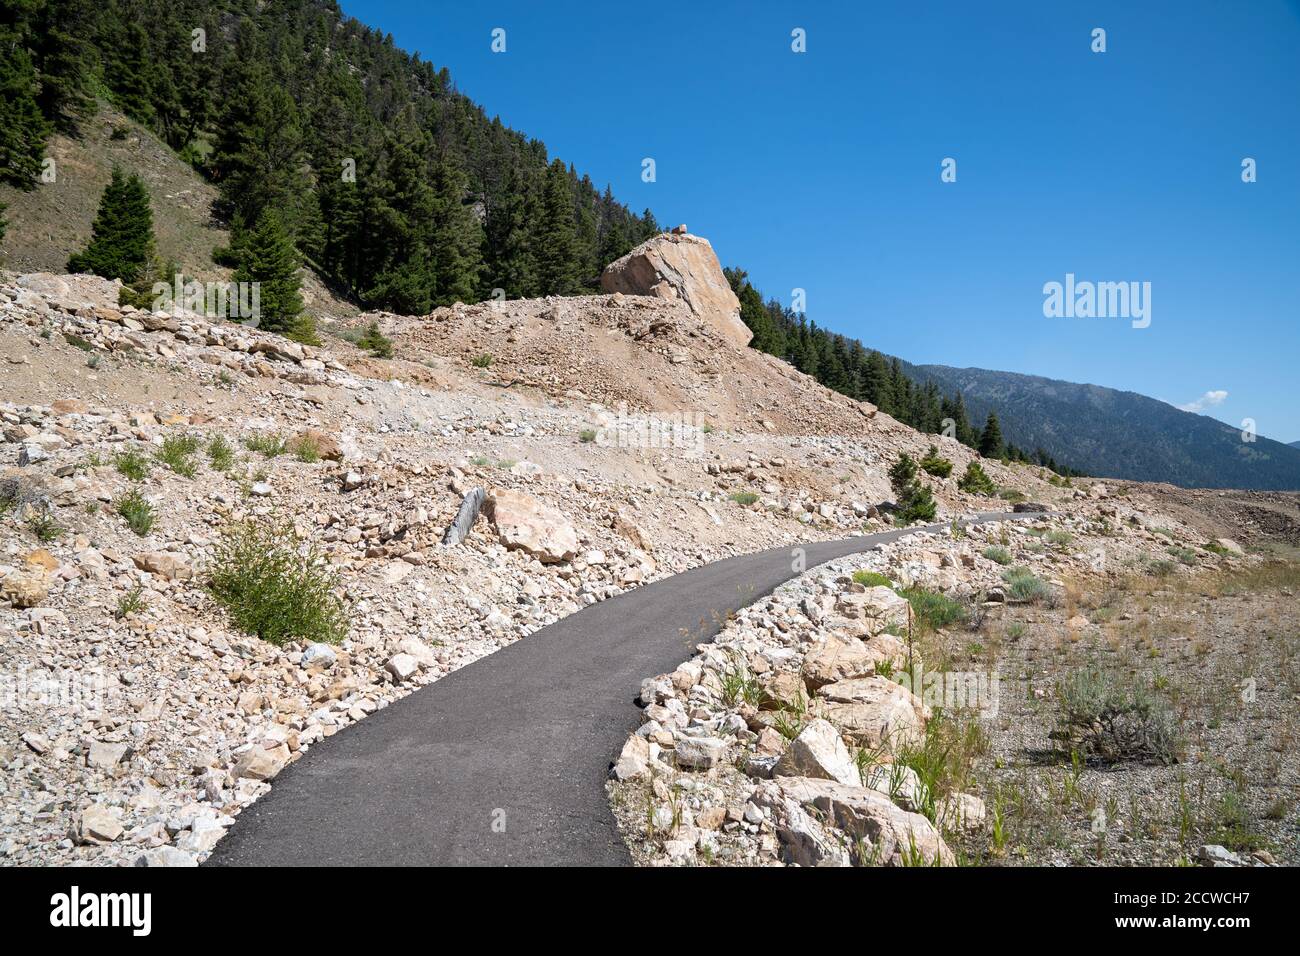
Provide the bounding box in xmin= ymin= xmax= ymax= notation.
xmin=385 ymin=653 xmax=420 ymax=682
xmin=774 ymin=718 xmax=859 ymax=787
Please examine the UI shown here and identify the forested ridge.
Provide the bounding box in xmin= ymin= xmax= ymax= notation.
xmin=1 ymin=0 xmax=662 ymax=313
xmin=1 ymin=0 xmax=1063 ymax=473
xmin=726 ymin=268 xmax=1082 ymax=474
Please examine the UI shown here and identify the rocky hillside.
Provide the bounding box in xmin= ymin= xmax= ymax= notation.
xmin=0 ymin=235 xmax=1283 ymax=867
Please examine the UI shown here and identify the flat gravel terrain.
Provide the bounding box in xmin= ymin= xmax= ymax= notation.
xmin=207 ymin=515 xmax=1020 ymax=866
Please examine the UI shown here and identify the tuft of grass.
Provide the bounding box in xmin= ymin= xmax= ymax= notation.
xmin=114 ymin=449 xmax=150 ymax=481
xmin=155 ymin=433 xmax=201 ymax=477
xmin=997 ymin=487 xmax=1026 ymax=503
xmin=897 ymin=712 xmax=989 ymax=825
xmin=288 ymin=433 xmax=321 ymax=463
xmin=208 ymin=519 xmax=348 ymax=646
xmin=773 ymin=709 xmax=809 ymax=741
xmin=1052 ymin=667 xmax=1180 ymax=766
xmin=982 ymin=545 xmax=1013 ymax=566
xmin=1044 ymin=529 xmax=1073 ymax=546
xmin=730 ymin=491 xmax=760 ymax=506
xmin=243 ymin=433 xmax=288 ymax=458
xmin=116 ymin=488 xmax=155 ymax=536
xmin=27 ymin=511 xmax=64 ymax=543
xmin=65 ymin=332 xmax=95 ymax=351
xmin=207 ymin=434 xmax=235 ymax=471
xmin=471 ymin=353 xmax=493 ymax=369
xmin=1167 ymin=545 xmax=1198 ymax=566
xmin=719 ymin=656 xmax=768 ymax=708
xmin=114 ymin=586 xmax=146 ymax=620
xmin=852 ymin=570 xmax=894 ymax=589
xmin=578 ymin=428 xmax=597 ymax=444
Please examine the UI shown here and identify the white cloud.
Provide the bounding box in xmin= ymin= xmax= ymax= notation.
xmin=1177 ymin=389 xmax=1228 ymax=413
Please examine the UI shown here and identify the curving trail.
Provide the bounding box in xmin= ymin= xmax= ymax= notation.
xmin=206 ymin=513 xmax=1024 ymax=866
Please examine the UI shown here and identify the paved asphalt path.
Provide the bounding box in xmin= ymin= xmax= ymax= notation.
xmin=207 ymin=512 xmax=1024 ymax=866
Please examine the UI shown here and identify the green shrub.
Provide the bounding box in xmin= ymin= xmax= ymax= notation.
xmin=957 ymin=461 xmax=996 ymax=495
xmin=114 ymin=449 xmax=150 ymax=481
xmin=901 ymin=587 xmax=969 ymax=631
xmin=730 ymin=491 xmax=759 ymax=506
xmin=1002 ymin=566 xmax=1053 ymax=603
xmin=208 ymin=520 xmax=348 ymax=646
xmin=1044 ymin=529 xmax=1073 ymax=546
xmin=27 ymin=511 xmax=64 ymax=543
xmin=207 ymin=434 xmax=235 ymax=471
xmin=1052 ymin=667 xmax=1180 ymax=765
xmin=116 ymin=488 xmax=155 ymax=535
xmin=356 ymin=321 xmax=394 ymax=358
xmin=896 ymin=482 xmax=937 ymax=523
xmin=289 ymin=433 xmax=321 ymax=463
xmin=1167 ymin=545 xmax=1198 ymax=566
xmin=852 ymin=570 xmax=894 ymax=588
xmin=997 ymin=487 xmax=1026 ymax=503
xmin=65 ymin=332 xmax=95 ymax=352
xmin=918 ymin=445 xmax=953 ymax=478
xmin=578 ymin=428 xmax=597 ymax=443
xmin=156 ymin=433 xmax=201 ymax=477
xmin=982 ymin=546 xmax=1013 ymax=565
xmin=1147 ymin=558 xmax=1177 ymax=577
xmin=888 ymin=453 xmax=918 ymax=496
xmin=243 ymin=433 xmax=287 ymax=458
xmin=471 ymin=353 xmax=493 ymax=369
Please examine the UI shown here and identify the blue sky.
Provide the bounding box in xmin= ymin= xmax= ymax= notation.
xmin=341 ymin=0 xmax=1300 ymax=443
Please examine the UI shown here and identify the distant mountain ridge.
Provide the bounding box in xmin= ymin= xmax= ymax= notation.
xmin=898 ymin=362 xmax=1300 ymax=490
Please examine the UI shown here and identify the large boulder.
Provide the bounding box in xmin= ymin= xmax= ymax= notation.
xmin=773 ymin=718 xmax=859 ymax=786
xmin=835 ymin=585 xmax=913 ymax=636
xmin=769 ymin=777 xmax=954 ymax=866
xmin=801 ymin=631 xmax=906 ymax=691
xmin=599 ymin=232 xmax=751 ymax=347
xmin=17 ymin=272 xmax=122 ymax=312
xmin=486 ymin=488 xmax=578 ymax=563
xmin=813 ymin=675 xmax=928 ymax=748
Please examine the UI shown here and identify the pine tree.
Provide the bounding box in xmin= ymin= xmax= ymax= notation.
xmin=31 ymin=0 xmax=96 ymax=132
xmin=483 ymin=161 xmax=536 ymax=298
xmin=979 ymin=412 xmax=1004 ymax=459
xmin=0 ymin=24 xmax=50 ymax=189
xmin=428 ymin=153 xmax=483 ymax=305
xmin=0 ymin=200 xmax=7 ymax=244
xmin=533 ymin=159 xmax=578 ymax=295
xmin=897 ymin=481 xmax=937 ymax=524
xmin=888 ymin=453 xmax=918 ymax=497
xmin=958 ymin=460 xmax=996 ymax=496
xmin=106 ymin=22 xmax=156 ymax=123
xmin=67 ymin=166 xmax=155 ymax=283
xmin=235 ymin=210 xmax=310 ymax=341
xmin=919 ymin=444 xmax=953 ymax=478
